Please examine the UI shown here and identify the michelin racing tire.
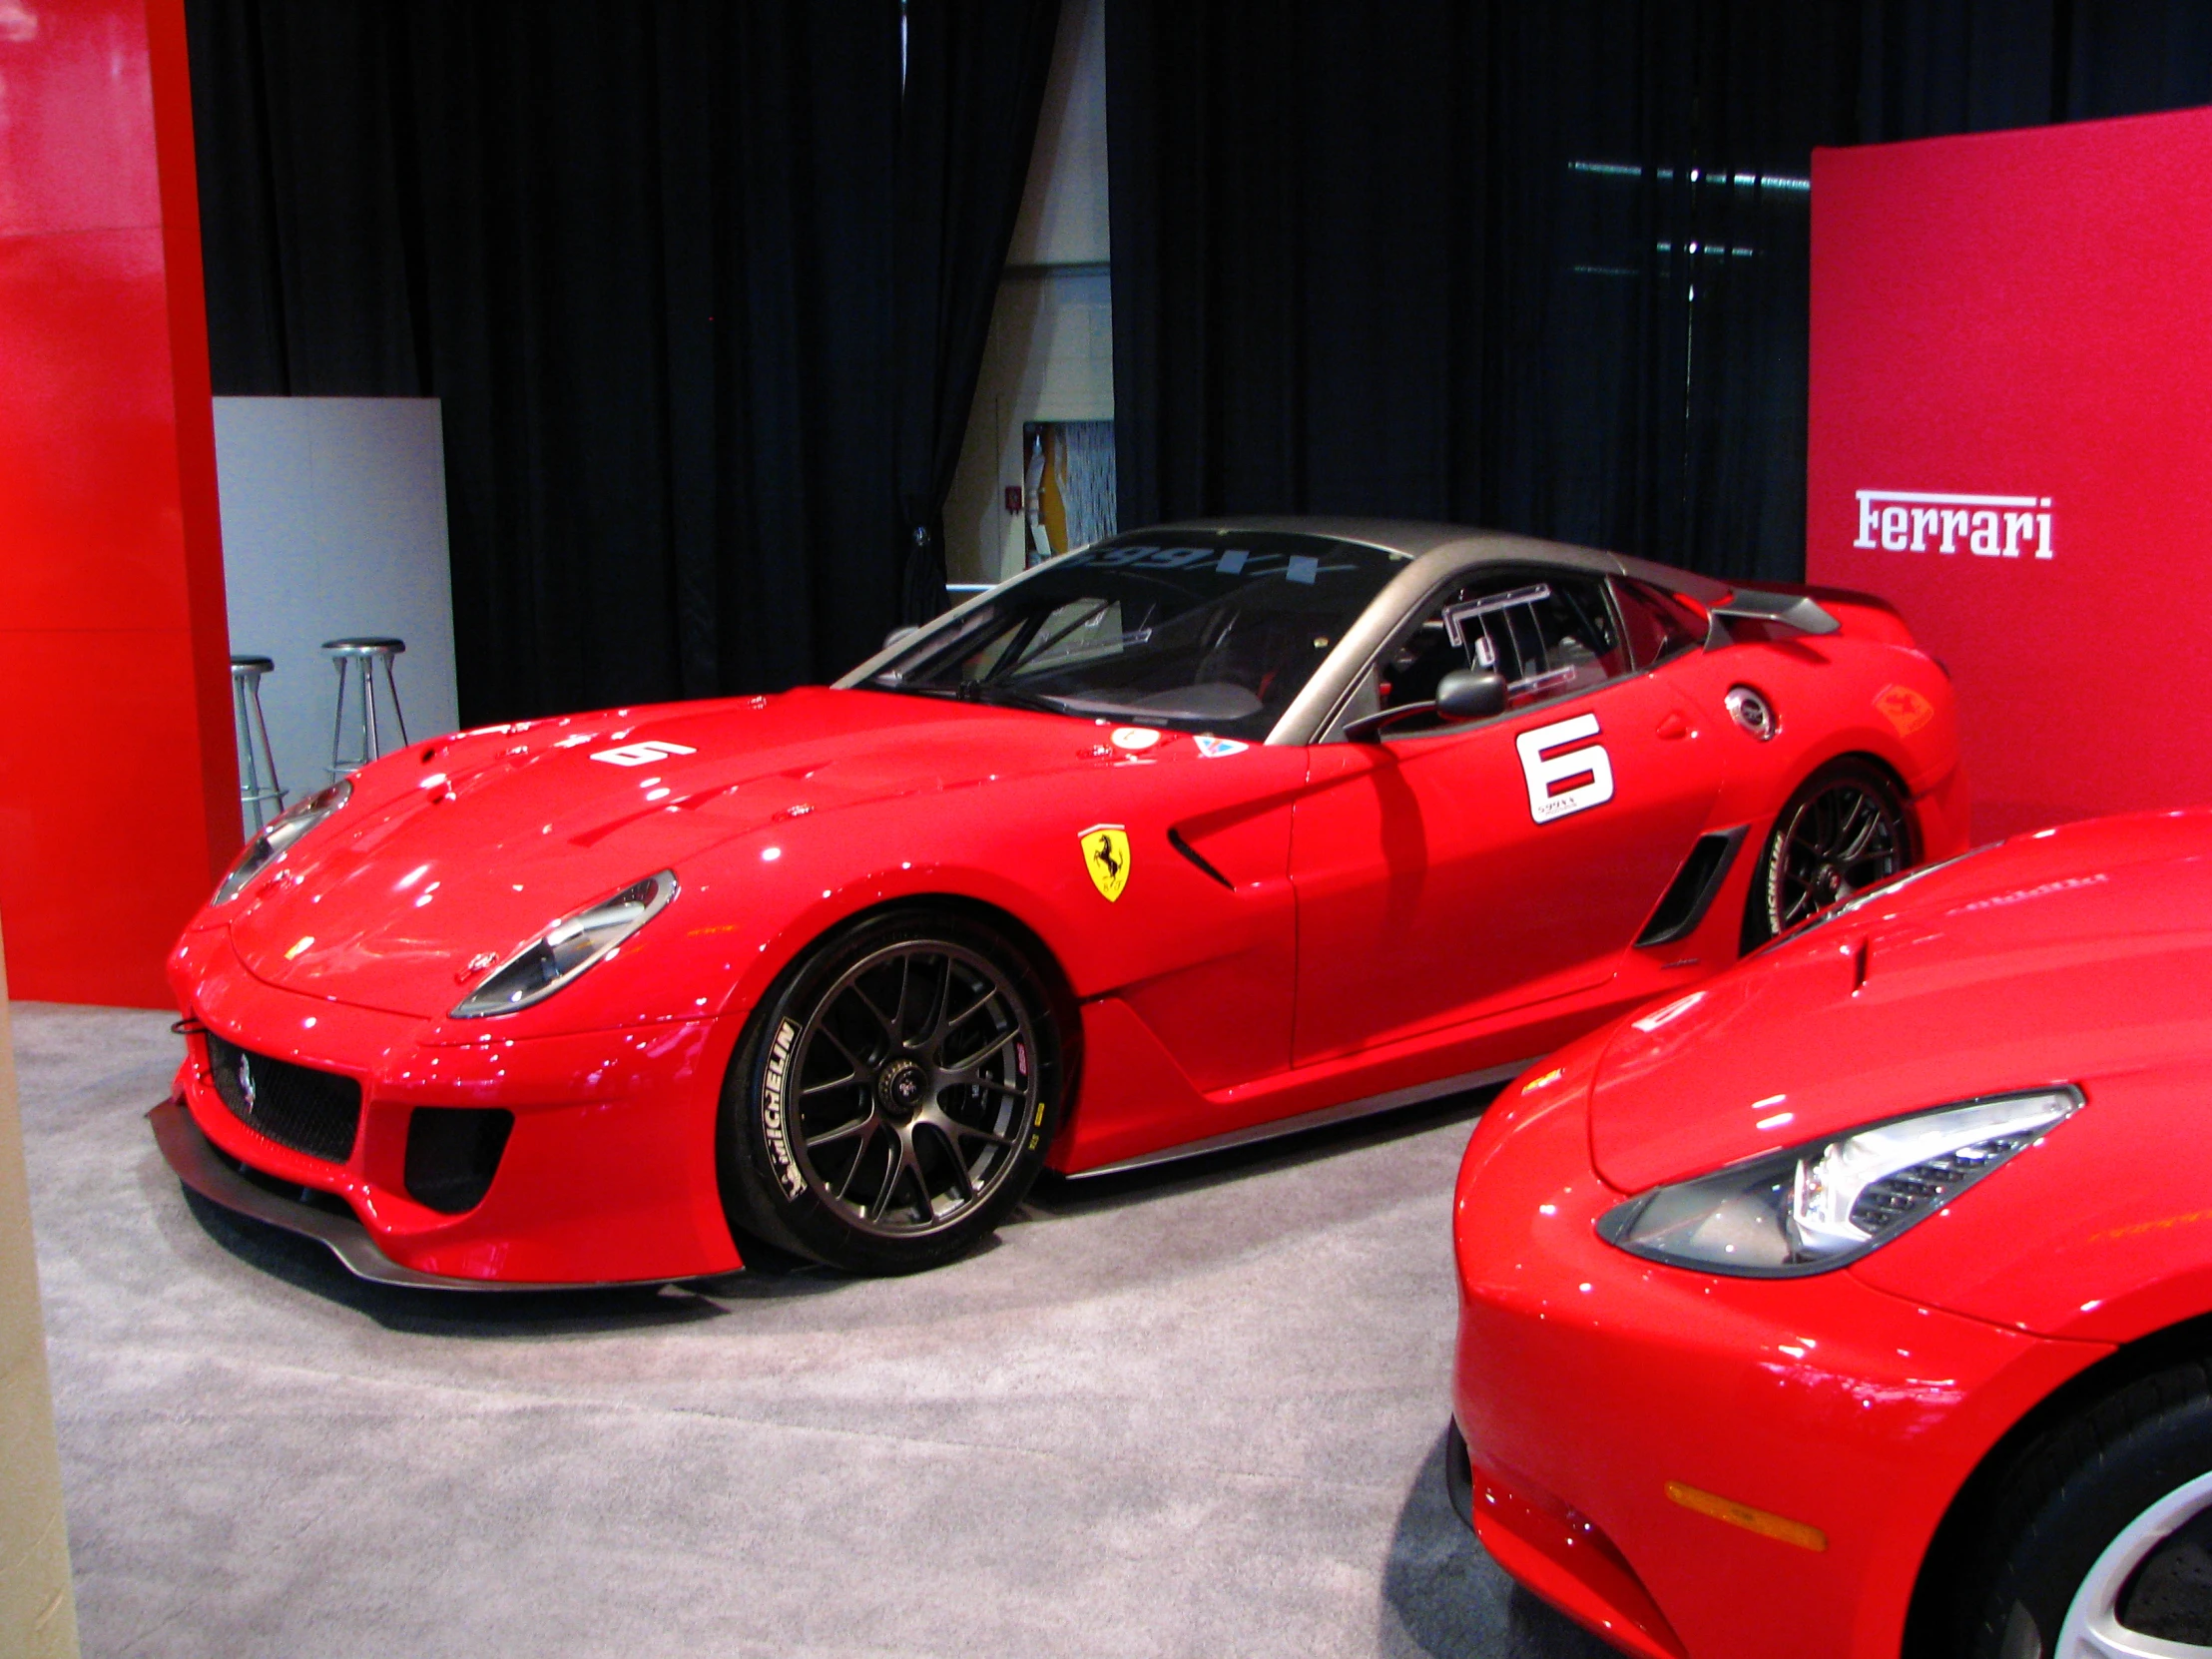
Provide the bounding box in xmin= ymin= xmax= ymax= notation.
xmin=719 ymin=908 xmax=1064 ymax=1276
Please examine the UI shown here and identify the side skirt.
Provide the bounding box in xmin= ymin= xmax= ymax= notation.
xmin=1064 ymin=1057 xmax=1532 ymax=1180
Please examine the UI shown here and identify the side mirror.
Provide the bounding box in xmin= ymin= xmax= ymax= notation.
xmin=883 ymin=625 xmax=920 ymax=651
xmin=1435 ymin=668 xmax=1507 ymax=723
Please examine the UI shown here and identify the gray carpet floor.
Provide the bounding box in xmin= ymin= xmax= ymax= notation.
xmin=13 ymin=1000 xmax=1615 ymax=1659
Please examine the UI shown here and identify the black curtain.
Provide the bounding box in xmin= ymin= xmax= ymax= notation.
xmin=187 ymin=0 xmax=1056 ymax=725
xmin=1106 ymin=1 xmax=2212 ymax=583
xmin=895 ymin=0 xmax=1063 ymax=624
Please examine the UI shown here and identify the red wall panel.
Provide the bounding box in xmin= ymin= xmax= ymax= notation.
xmin=0 ymin=0 xmax=236 ymax=1007
xmin=0 ymin=228 xmax=188 ymax=631
xmin=1808 ymin=108 xmax=2212 ymax=839
xmin=0 ymin=0 xmax=161 ymax=239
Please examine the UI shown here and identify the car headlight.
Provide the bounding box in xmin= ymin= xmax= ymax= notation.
xmin=213 ymin=782 xmax=353 ymax=904
xmin=1595 ymin=1086 xmax=2082 ymax=1277
xmin=451 ymin=870 xmax=678 ymax=1018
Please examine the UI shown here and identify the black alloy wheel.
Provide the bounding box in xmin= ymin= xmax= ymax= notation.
xmin=1956 ymin=1360 xmax=2212 ymax=1659
xmin=721 ymin=910 xmax=1063 ymax=1275
xmin=1743 ymin=757 xmax=1912 ymax=950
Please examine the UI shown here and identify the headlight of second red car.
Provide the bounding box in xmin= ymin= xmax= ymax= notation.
xmin=451 ymin=870 xmax=678 ymax=1018
xmin=212 ymin=781 xmax=353 ymax=904
xmin=1595 ymin=1087 xmax=2081 ymax=1277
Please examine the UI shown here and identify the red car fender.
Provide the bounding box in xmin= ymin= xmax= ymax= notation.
xmin=1459 ymin=1048 xmax=2112 ymax=1659
xmin=420 ymin=739 xmax=1311 ymax=1173
xmin=1837 ymin=1320 xmax=2111 ymax=1659
xmin=1725 ymin=646 xmax=1955 ymax=800
xmin=655 ymin=744 xmax=1307 ymax=1017
xmin=1853 ymin=1056 xmax=2212 ymax=1348
xmin=1608 ymin=637 xmax=1964 ymax=977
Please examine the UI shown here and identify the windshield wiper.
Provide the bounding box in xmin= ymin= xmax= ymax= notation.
xmin=870 ymin=680 xmax=1070 ymax=715
xmin=957 ymin=683 xmax=1069 ymax=716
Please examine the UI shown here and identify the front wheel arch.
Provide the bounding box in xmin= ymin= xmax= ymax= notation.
xmin=1805 ymin=746 xmax=1925 ymax=866
xmin=1740 ymin=750 xmax=1921 ymax=951
xmin=1902 ymin=1312 xmax=2212 ymax=1659
xmin=713 ymin=895 xmax=1082 ymax=1273
xmin=815 ymin=893 xmax=1087 ymax=1112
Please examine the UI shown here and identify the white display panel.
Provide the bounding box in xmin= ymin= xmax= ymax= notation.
xmin=213 ymin=397 xmax=459 ymax=829
xmin=941 ymin=0 xmax=1115 ymax=584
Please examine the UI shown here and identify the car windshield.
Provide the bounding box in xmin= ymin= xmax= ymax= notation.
xmin=870 ymin=533 xmax=1410 ymax=739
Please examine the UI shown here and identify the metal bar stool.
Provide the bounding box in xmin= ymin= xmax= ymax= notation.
xmin=231 ymin=654 xmax=284 ymax=831
xmin=323 ymin=637 xmax=409 ymax=781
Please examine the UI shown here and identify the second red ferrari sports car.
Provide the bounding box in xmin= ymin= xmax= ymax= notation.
xmin=1449 ymin=810 xmax=2212 ymax=1659
xmin=158 ymin=519 xmax=1964 ymax=1284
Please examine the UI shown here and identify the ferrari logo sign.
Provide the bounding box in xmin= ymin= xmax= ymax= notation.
xmin=1853 ymin=489 xmax=2053 ymax=559
xmin=1080 ymin=824 xmax=1131 ymax=901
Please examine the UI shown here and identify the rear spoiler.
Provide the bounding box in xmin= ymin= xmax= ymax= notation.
xmin=1706 ymin=587 xmax=1840 ymax=638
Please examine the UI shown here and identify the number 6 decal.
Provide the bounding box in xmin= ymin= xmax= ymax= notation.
xmin=1516 ymin=713 xmax=1614 ymax=824
xmin=591 ymin=740 xmax=697 ymax=767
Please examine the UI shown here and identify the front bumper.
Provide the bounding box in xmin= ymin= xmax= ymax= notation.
xmin=164 ymin=928 xmax=744 ymax=1287
xmin=1448 ymin=1068 xmax=2106 ymax=1659
xmin=150 ymin=1098 xmax=642 ymax=1290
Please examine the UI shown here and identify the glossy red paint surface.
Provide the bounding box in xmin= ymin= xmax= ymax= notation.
xmin=1451 ymin=810 xmax=2212 ymax=1658
xmin=0 ymin=0 xmax=238 ymax=1007
xmin=1290 ymin=670 xmax=1723 ymax=1064
xmin=169 ymin=569 xmax=1962 ymax=1285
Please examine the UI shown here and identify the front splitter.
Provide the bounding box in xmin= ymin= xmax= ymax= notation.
xmin=148 ymin=1098 xmax=677 ymax=1293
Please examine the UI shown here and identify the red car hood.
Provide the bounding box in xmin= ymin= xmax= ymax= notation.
xmin=1589 ymin=812 xmax=2212 ymax=1193
xmin=228 ymin=687 xmax=1114 ymax=1016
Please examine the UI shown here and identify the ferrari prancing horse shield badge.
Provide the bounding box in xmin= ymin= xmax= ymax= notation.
xmin=1080 ymin=823 xmax=1131 ymax=901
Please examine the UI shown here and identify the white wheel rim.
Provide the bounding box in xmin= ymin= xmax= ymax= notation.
xmin=2054 ymin=1467 xmax=2212 ymax=1658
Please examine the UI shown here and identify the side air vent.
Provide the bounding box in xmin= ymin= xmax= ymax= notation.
xmin=1636 ymin=828 xmax=1748 ymax=948
xmin=1168 ymin=827 xmax=1234 ymax=889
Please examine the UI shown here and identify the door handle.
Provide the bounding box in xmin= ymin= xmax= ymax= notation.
xmin=1655 ymin=711 xmax=1692 ymax=741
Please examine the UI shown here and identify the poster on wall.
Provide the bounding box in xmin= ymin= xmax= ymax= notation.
xmin=1022 ymin=420 xmax=1117 ymax=563
xmin=1806 ymin=106 xmax=2212 ymax=840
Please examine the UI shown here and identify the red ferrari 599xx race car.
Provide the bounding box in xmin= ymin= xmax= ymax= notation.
xmin=157 ymin=520 xmax=1965 ymax=1284
xmin=1448 ymin=811 xmax=2212 ymax=1659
